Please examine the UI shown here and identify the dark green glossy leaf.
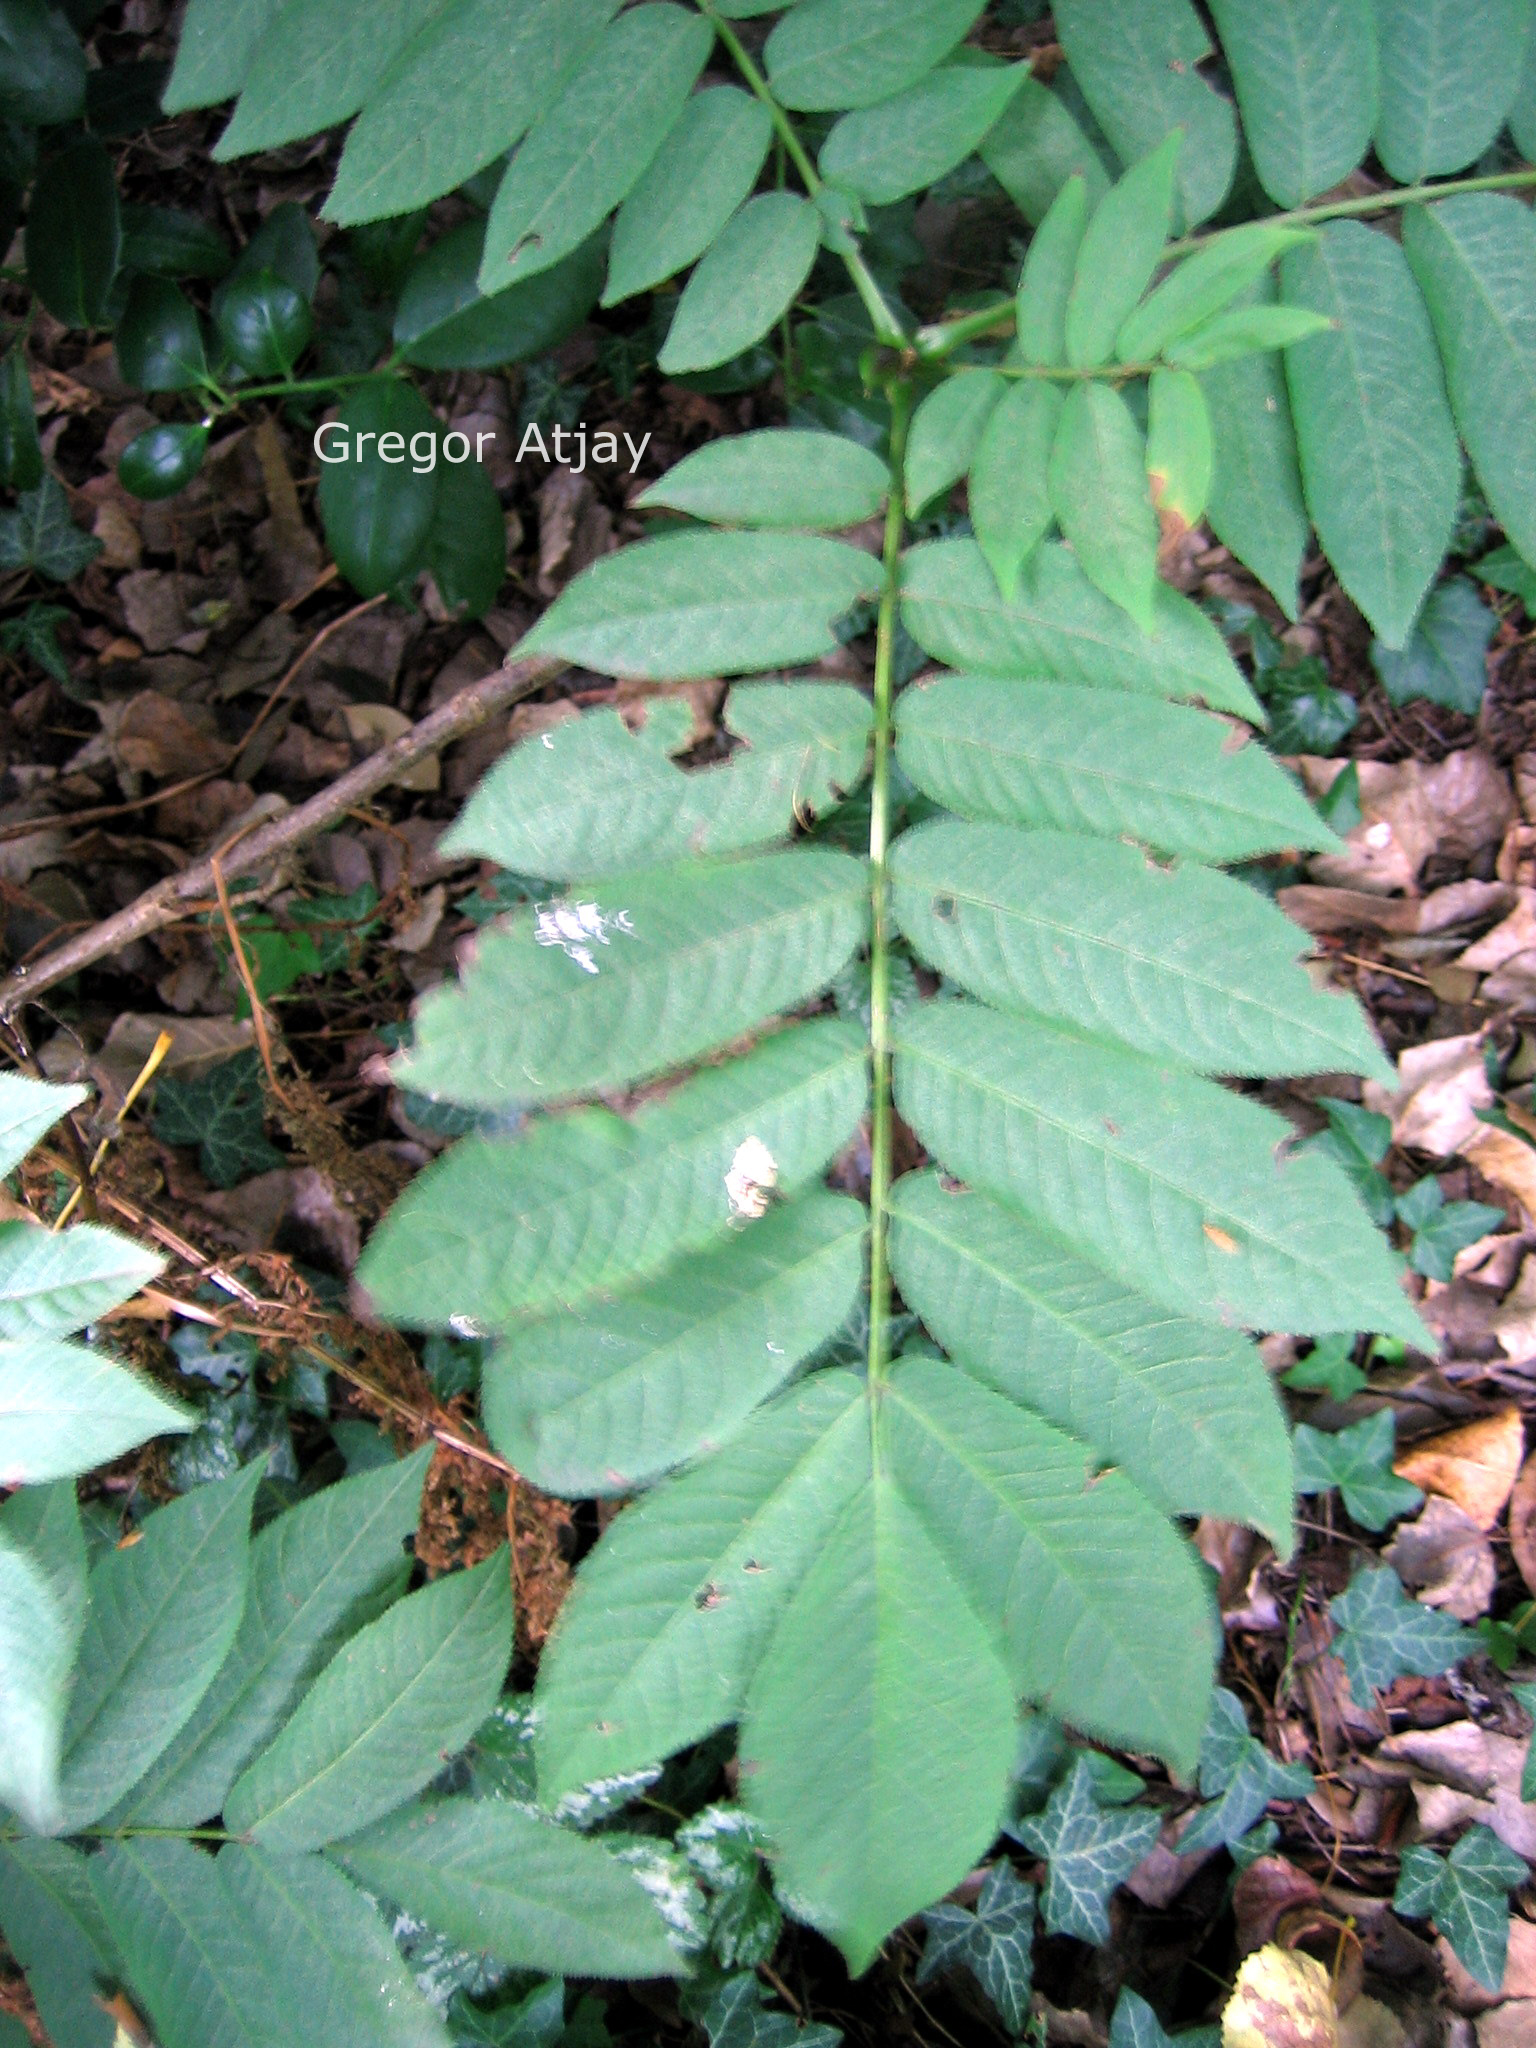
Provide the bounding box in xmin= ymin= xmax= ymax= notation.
xmin=118 ymin=423 xmax=210 ymax=503
xmin=24 ymin=140 xmax=120 ymax=329
xmin=425 ymin=453 xmax=505 ymax=619
xmin=115 ymin=275 xmax=208 ymax=392
xmin=317 ymin=379 xmax=440 ymax=598
xmin=0 ymin=0 xmax=86 ymax=126
xmin=215 ymin=268 xmax=312 ymax=378
xmin=394 ymin=220 xmax=604 ymax=372
xmin=0 ymin=342 xmax=42 ymax=493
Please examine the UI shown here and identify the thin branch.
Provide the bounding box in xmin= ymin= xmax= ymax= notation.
xmin=0 ymin=651 xmax=567 ymax=1018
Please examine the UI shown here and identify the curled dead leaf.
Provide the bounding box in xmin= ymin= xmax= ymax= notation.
xmin=1508 ymin=1450 xmax=1536 ymax=1597
xmin=1393 ymin=1408 xmax=1525 ymax=1531
xmin=1223 ymin=1944 xmax=1339 ymax=2048
xmin=1384 ymin=1497 xmax=1497 ymax=1621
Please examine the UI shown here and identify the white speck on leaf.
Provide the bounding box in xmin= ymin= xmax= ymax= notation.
xmin=725 ymin=1136 xmax=778 ymax=1218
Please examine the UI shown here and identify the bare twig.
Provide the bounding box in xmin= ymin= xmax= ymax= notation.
xmin=0 ymin=651 xmax=567 ymax=1017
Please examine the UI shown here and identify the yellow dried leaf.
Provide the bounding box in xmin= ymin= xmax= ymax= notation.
xmin=1394 ymin=1407 xmax=1526 ymax=1531
xmin=1223 ymin=1946 xmax=1339 ymax=2048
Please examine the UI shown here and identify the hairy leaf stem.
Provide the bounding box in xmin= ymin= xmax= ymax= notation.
xmin=700 ymin=0 xmax=910 ymax=349
xmin=865 ymin=378 xmax=914 ymax=1392
xmin=913 ymin=165 xmax=1536 ymax=361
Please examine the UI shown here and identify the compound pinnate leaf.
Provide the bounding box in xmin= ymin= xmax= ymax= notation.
xmin=0 ymin=1338 xmax=191 ymax=1491
xmin=0 ymin=1837 xmax=118 ymax=2048
xmin=1201 ymin=278 xmax=1310 ymax=617
xmin=1054 ymin=0 xmax=1237 ymax=229
xmin=58 ymin=1465 xmax=259 ymax=1832
xmin=1207 ymin=0 xmax=1378 ymax=208
xmin=1294 ymin=1410 xmax=1424 ymax=1531
xmin=638 ymin=431 xmax=888 ymax=532
xmin=886 ymin=1360 xmax=1217 ymax=1773
xmin=900 ymin=540 xmax=1263 ymax=721
xmin=1147 ymin=367 xmax=1212 ymax=526
xmin=605 ymin=86 xmax=773 ymax=306
xmin=359 ymin=1017 xmax=868 ymax=1330
xmin=1394 ymin=1827 xmax=1527 ymax=1992
xmin=398 ymin=849 xmax=867 ymax=1109
xmin=818 ymin=61 xmax=1029 ymax=205
xmin=1014 ymin=173 xmax=1089 ymax=368
xmin=917 ymin=1860 xmax=1035 ymax=2034
xmin=1177 ymin=1689 xmax=1314 ymax=1855
xmin=1163 ymin=302 xmax=1332 ymax=371
xmin=1282 ymin=221 xmax=1459 ymax=650
xmin=740 ymin=1463 xmax=1017 ymax=1974
xmin=224 ymin=1548 xmax=512 ymax=1852
xmin=326 ymin=0 xmax=619 ymax=227
xmin=969 ymin=381 xmax=1060 ymax=598
xmin=92 ymin=1840 xmax=271 ymax=2048
xmin=524 ymin=531 xmax=881 ymax=678
xmin=904 ymin=370 xmax=1004 ymax=516
xmin=894 ymin=1000 xmax=1427 ymax=1344
xmin=659 ymin=193 xmax=822 ymax=377
xmin=1015 ymin=1757 xmax=1160 ymax=1944
xmin=1371 ymin=0 xmax=1530 ymax=183
xmin=891 ymin=819 xmax=1392 ymax=1079
xmin=331 ymin=1799 xmax=683 ymax=1980
xmin=886 ymin=1172 xmax=1293 ymax=1546
xmin=0 ymin=1531 xmax=72 ymax=1833
xmin=119 ymin=1448 xmax=432 ymax=1827
xmin=479 ymin=4 xmax=712 ymax=292
xmin=1404 ymin=195 xmax=1536 ymax=575
xmin=0 ymin=1220 xmax=160 ymax=1339
xmin=484 ymin=1190 xmax=866 ymax=1496
xmin=895 ymin=676 xmax=1334 ymax=862
xmin=214 ymin=0 xmax=445 ymax=160
xmin=1117 ymin=221 xmax=1314 ymax=365
xmin=981 ymin=74 xmax=1112 ymax=227
xmin=535 ymin=1374 xmax=869 ymax=1799
xmin=1064 ymin=133 xmax=1181 ymax=369
xmin=764 ymin=0 xmax=984 ymax=112
xmin=1328 ymin=1565 xmax=1476 ymax=1704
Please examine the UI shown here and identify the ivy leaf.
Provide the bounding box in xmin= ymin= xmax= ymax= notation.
xmin=1110 ymin=1988 xmax=1203 ymax=2048
xmin=0 ymin=602 xmax=72 ymax=687
xmin=1407 ymin=1196 xmax=1506 ymax=1283
xmin=1476 ymin=544 xmax=1536 ymax=614
xmin=677 ymin=1806 xmax=781 ymax=1971
xmin=1304 ymin=1096 xmax=1395 ymax=1228
xmin=1515 ymin=1683 xmax=1536 ymax=1801
xmin=0 ymin=476 xmax=103 ymax=582
xmin=1393 ymin=1826 xmax=1527 ymax=1992
xmin=1293 ymin=1410 xmax=1424 ymax=1532
xmin=1014 ymin=1757 xmax=1159 ymax=1943
xmin=1260 ymin=657 xmax=1357 ymax=756
xmin=1328 ymin=1565 xmax=1477 ymax=1705
xmin=917 ymin=1859 xmax=1035 ymax=2033
xmin=682 ymin=1969 xmax=843 ymax=2048
xmin=1371 ymin=577 xmax=1497 ymax=715
xmin=153 ymin=1052 xmax=284 ymax=1190
xmin=1178 ymin=1689 xmax=1313 ymax=1856
xmin=1283 ymin=1334 xmax=1368 ymax=1401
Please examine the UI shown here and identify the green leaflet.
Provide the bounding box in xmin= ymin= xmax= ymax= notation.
xmin=1371 ymin=0 xmax=1531 ymax=183
xmin=1117 ymin=222 xmax=1315 ymax=365
xmin=0 ymin=1340 xmax=190 ymax=1487
xmin=764 ymin=0 xmax=984 ymax=113
xmin=638 ymin=429 xmax=888 ymax=530
xmin=1014 ymin=174 xmax=1090 ymax=368
xmin=483 ymin=1190 xmax=866 ymax=1494
xmin=605 ymin=87 xmax=773 ymax=305
xmin=818 ymin=61 xmax=1030 ymax=205
xmin=1064 ymin=133 xmax=1180 ymax=370
xmin=1054 ymin=0 xmax=1237 ymax=228
xmin=659 ymin=193 xmax=822 ymax=375
xmin=1201 ymin=278 xmax=1311 ymax=616
xmin=1147 ymin=368 xmax=1213 ymax=526
xmin=358 ymin=1017 xmax=868 ymax=1330
xmin=479 ymin=4 xmax=713 ymax=292
xmin=905 ymin=369 xmax=1005 ymax=515
xmin=116 ymin=1448 xmax=432 ymax=1827
xmin=900 ymin=539 xmax=1264 ymax=721
xmin=0 ymin=1071 xmax=83 ymax=1176
xmin=893 ymin=999 xmax=1427 ymax=1342
xmin=891 ymin=819 xmax=1391 ymax=1078
xmin=882 ymin=1359 xmax=1217 ymax=1772
xmin=214 ymin=0 xmax=445 ymax=159
xmin=1404 ymin=196 xmax=1536 ymax=574
xmin=1282 ymin=221 xmax=1459 ymax=650
xmin=0 ymin=1531 xmax=72 ymax=1832
xmin=886 ymin=1173 xmax=1293 ymax=1545
xmin=969 ymin=382 xmax=1060 ymax=598
xmin=442 ymin=682 xmax=873 ymax=879
xmin=739 ymin=1459 xmax=1016 ymax=1975
xmin=981 ymin=74 xmax=1112 ymax=226
xmin=1208 ymin=0 xmax=1378 ymax=208
xmin=0 ymin=1479 xmax=86 ymax=1653
xmin=1516 ymin=18 xmax=1536 ymax=159
xmin=893 ymin=674 xmax=1337 ymax=861
xmin=331 ymin=1800 xmax=683 ymax=1979
xmin=163 ymin=0 xmax=279 ymax=112
xmin=0 ymin=1220 xmax=161 ymax=1338
xmin=535 ymin=1373 xmax=870 ymax=1797
xmin=522 ymin=531 xmax=882 ymax=677
xmin=223 ymin=1549 xmax=512 ymax=1852
xmin=57 ymin=1466 xmax=260 ymax=1832
xmin=0 ymin=1838 xmax=120 ymax=2048
xmin=396 ymin=849 xmax=867 ymax=1108
xmin=326 ymin=0 xmax=619 ymax=226
xmin=92 ymin=1840 xmax=449 ymax=2048
xmin=1048 ymin=382 xmax=1160 ymax=630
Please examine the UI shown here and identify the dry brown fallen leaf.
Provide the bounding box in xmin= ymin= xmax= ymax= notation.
xmin=1337 ymin=1996 xmax=1408 ymax=2048
xmin=1465 ymin=1123 xmax=1536 ymax=1227
xmin=1364 ymin=1031 xmax=1492 ymax=1158
xmin=1490 ymin=1255 xmax=1536 ymax=1360
xmin=1438 ymin=1914 xmax=1536 ymax=2012
xmin=1508 ymin=1450 xmax=1536 ymax=1596
xmin=1223 ymin=1945 xmax=1338 ymax=2048
xmin=1394 ymin=1409 xmax=1525 ymax=1529
xmin=1410 ymin=1732 xmax=1536 ymax=1859
xmin=1384 ymin=1497 xmax=1497 ymax=1620
xmin=1478 ymin=2003 xmax=1536 ymax=2047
